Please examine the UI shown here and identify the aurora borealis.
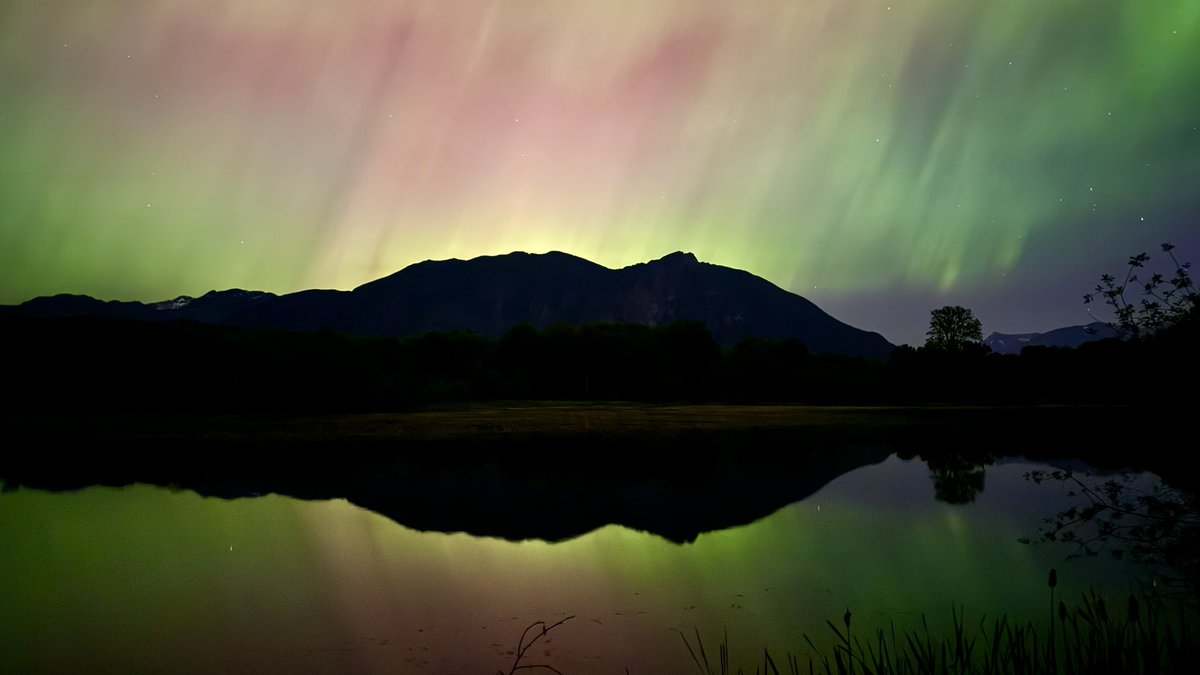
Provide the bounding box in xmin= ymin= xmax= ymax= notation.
xmin=1 ymin=1 xmax=1198 ymax=344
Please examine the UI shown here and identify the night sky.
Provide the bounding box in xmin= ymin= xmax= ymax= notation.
xmin=2 ymin=1 xmax=1197 ymax=345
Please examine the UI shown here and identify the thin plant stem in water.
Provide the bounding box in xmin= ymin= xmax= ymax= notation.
xmin=506 ymin=615 xmax=575 ymax=675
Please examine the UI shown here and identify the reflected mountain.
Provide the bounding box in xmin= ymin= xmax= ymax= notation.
xmin=3 ymin=405 xmax=1187 ymax=542
xmin=3 ymin=437 xmax=890 ymax=543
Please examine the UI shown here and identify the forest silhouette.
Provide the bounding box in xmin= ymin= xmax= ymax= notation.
xmin=3 ymin=303 xmax=1195 ymax=413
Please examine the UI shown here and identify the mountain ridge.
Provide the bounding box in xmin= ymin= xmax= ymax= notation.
xmin=984 ymin=321 xmax=1123 ymax=355
xmin=9 ymin=251 xmax=894 ymax=358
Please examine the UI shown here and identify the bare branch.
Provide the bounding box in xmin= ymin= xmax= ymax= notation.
xmin=507 ymin=615 xmax=576 ymax=675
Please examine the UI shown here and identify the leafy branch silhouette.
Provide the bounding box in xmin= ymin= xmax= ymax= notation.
xmin=1084 ymin=243 xmax=1197 ymax=339
xmin=1024 ymin=469 xmax=1200 ymax=600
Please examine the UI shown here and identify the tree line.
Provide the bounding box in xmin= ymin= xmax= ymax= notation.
xmin=6 ymin=243 xmax=1194 ymax=412
xmin=3 ymin=305 xmax=1194 ymax=413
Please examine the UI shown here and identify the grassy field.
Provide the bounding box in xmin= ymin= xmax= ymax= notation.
xmin=0 ymin=402 xmax=1151 ymax=442
xmin=2 ymin=402 xmax=1178 ymax=485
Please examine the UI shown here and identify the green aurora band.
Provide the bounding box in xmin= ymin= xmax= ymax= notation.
xmin=2 ymin=1 xmax=1198 ymax=343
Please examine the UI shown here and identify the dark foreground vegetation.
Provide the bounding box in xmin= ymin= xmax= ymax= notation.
xmin=498 ymin=574 xmax=1199 ymax=675
xmin=2 ymin=303 xmax=1196 ymax=412
xmin=680 ymin=586 xmax=1198 ymax=675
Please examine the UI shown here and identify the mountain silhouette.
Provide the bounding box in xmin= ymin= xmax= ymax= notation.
xmin=12 ymin=251 xmax=893 ymax=357
xmin=984 ymin=321 xmax=1122 ymax=355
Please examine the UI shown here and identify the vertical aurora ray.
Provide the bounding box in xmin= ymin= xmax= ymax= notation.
xmin=1 ymin=1 xmax=1197 ymax=342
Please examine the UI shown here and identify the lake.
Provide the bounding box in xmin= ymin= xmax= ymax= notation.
xmin=0 ymin=449 xmax=1153 ymax=674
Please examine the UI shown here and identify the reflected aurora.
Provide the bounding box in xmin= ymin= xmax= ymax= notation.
xmin=0 ymin=457 xmax=1134 ymax=673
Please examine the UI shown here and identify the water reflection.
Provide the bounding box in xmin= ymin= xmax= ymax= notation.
xmin=0 ymin=455 xmax=1147 ymax=673
xmin=2 ymin=445 xmax=896 ymax=543
xmin=1026 ymin=468 xmax=1200 ymax=599
xmin=919 ymin=452 xmax=994 ymax=505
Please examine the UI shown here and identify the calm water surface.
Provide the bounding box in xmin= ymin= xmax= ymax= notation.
xmin=0 ymin=454 xmax=1147 ymax=673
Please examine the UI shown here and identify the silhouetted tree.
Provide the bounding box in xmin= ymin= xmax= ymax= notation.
xmin=1084 ymin=242 xmax=1197 ymax=339
xmin=925 ymin=305 xmax=984 ymax=351
xmin=496 ymin=323 xmax=540 ymax=397
xmin=659 ymin=320 xmax=721 ymax=398
xmin=925 ymin=453 xmax=991 ymax=504
xmin=726 ymin=336 xmax=809 ymax=400
xmin=1019 ymin=245 xmax=1200 ymax=598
